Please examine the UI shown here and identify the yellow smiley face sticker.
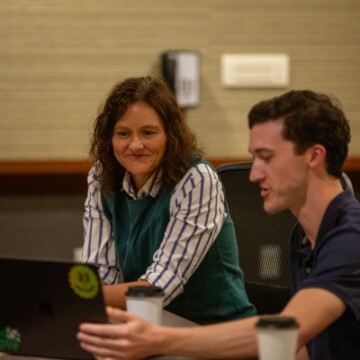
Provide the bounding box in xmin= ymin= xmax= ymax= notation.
xmin=68 ymin=265 xmax=99 ymax=299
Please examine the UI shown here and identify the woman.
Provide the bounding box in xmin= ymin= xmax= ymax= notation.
xmin=81 ymin=76 xmax=255 ymax=324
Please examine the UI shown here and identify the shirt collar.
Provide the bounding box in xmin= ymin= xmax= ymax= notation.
xmin=293 ymin=187 xmax=353 ymax=253
xmin=316 ymin=187 xmax=354 ymax=244
xmin=122 ymin=170 xmax=162 ymax=199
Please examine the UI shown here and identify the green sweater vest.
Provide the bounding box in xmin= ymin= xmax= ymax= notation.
xmin=103 ymin=161 xmax=255 ymax=324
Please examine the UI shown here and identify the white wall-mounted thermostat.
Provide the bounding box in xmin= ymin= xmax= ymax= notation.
xmin=221 ymin=53 xmax=290 ymax=89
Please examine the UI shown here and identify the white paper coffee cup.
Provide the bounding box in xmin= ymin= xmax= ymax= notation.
xmin=256 ymin=316 xmax=299 ymax=360
xmin=125 ymin=285 xmax=164 ymax=324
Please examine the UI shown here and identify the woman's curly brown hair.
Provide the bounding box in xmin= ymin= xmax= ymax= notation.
xmin=90 ymin=76 xmax=204 ymax=195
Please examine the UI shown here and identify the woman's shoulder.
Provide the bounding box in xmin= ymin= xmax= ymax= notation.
xmin=174 ymin=160 xmax=220 ymax=191
xmin=170 ymin=160 xmax=224 ymax=205
xmin=87 ymin=161 xmax=102 ymax=187
xmin=189 ymin=157 xmax=216 ymax=170
xmin=88 ymin=161 xmax=102 ymax=175
xmin=188 ymin=158 xmax=217 ymax=175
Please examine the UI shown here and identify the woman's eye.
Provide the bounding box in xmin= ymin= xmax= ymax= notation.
xmin=115 ymin=131 xmax=129 ymax=138
xmin=142 ymin=130 xmax=156 ymax=136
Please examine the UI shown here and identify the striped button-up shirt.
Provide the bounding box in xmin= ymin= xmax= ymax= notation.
xmin=81 ymin=162 xmax=227 ymax=305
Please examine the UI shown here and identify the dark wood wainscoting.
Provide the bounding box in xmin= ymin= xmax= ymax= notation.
xmin=1 ymin=158 xmax=360 ymax=196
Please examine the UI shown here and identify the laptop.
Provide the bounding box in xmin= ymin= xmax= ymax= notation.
xmin=0 ymin=257 xmax=108 ymax=360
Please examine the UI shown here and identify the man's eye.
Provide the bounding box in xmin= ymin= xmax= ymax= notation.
xmin=262 ymin=156 xmax=272 ymax=163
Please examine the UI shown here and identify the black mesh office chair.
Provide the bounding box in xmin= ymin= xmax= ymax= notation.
xmin=217 ymin=162 xmax=295 ymax=315
xmin=217 ymin=162 xmax=354 ymax=315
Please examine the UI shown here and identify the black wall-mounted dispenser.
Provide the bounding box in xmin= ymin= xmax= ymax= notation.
xmin=161 ymin=50 xmax=200 ymax=108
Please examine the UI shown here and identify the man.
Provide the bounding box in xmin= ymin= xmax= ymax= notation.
xmin=77 ymin=90 xmax=360 ymax=360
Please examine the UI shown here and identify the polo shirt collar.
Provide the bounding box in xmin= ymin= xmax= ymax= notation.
xmin=316 ymin=187 xmax=354 ymax=244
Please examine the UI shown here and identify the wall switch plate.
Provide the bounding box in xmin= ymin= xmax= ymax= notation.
xmin=221 ymin=54 xmax=290 ymax=88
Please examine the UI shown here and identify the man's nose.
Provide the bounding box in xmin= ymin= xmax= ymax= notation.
xmin=249 ymin=162 xmax=263 ymax=183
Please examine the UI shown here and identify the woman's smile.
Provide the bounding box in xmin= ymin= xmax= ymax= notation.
xmin=112 ymin=101 xmax=167 ymax=191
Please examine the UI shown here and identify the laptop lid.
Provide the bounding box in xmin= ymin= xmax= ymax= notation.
xmin=0 ymin=257 xmax=108 ymax=360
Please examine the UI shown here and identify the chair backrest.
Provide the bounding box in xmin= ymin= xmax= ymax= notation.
xmin=217 ymin=162 xmax=355 ymax=315
xmin=217 ymin=162 xmax=295 ymax=314
xmin=217 ymin=162 xmax=353 ymax=314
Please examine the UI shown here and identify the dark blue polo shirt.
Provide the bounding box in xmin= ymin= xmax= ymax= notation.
xmin=290 ymin=188 xmax=360 ymax=360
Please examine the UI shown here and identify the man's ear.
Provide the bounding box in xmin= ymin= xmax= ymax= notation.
xmin=308 ymin=144 xmax=326 ymax=168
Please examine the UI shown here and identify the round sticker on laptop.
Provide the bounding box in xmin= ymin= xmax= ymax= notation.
xmin=68 ymin=265 xmax=99 ymax=299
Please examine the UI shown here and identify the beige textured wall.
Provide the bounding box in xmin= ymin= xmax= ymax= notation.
xmin=1 ymin=0 xmax=360 ymax=160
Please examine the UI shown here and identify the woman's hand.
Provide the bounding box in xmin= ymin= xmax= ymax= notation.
xmin=77 ymin=306 xmax=161 ymax=360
